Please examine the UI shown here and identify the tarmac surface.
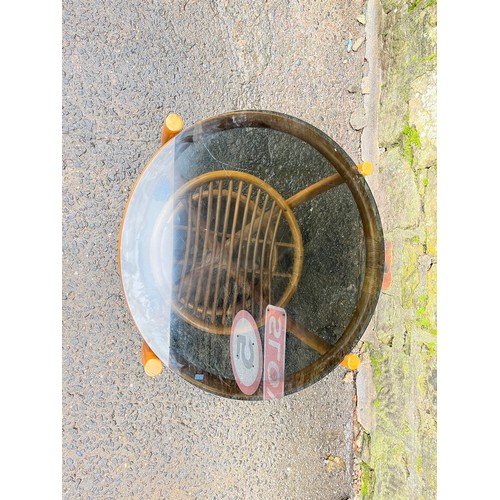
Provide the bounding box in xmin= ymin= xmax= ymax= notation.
xmin=62 ymin=0 xmax=367 ymax=497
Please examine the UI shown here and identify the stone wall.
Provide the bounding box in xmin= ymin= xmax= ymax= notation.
xmin=355 ymin=0 xmax=437 ymax=497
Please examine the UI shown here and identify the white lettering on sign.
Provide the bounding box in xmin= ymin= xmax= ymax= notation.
xmin=263 ymin=305 xmax=287 ymax=400
xmin=230 ymin=311 xmax=262 ymax=395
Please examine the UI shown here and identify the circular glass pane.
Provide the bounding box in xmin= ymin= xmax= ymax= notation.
xmin=119 ymin=110 xmax=384 ymax=399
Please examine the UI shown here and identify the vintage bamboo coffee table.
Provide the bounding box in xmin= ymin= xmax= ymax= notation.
xmin=119 ymin=110 xmax=384 ymax=399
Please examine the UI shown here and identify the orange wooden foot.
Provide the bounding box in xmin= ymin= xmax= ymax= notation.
xmin=341 ymin=353 xmax=360 ymax=370
xmin=141 ymin=340 xmax=163 ymax=377
xmin=357 ymin=161 xmax=373 ymax=176
xmin=161 ymin=113 xmax=184 ymax=146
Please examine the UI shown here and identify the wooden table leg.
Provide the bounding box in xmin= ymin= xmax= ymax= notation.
xmin=357 ymin=161 xmax=373 ymax=176
xmin=161 ymin=113 xmax=184 ymax=146
xmin=341 ymin=353 xmax=360 ymax=370
xmin=142 ymin=341 xmax=163 ymax=376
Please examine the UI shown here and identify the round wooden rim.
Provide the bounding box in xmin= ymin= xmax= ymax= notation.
xmin=119 ymin=110 xmax=384 ymax=399
xmin=168 ymin=169 xmax=304 ymax=334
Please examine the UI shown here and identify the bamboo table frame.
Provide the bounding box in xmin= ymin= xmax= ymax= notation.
xmin=120 ymin=111 xmax=384 ymax=397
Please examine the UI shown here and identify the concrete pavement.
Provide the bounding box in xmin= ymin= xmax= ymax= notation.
xmin=62 ymin=0 xmax=369 ymax=498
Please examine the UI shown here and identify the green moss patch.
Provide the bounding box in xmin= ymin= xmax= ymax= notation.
xmin=360 ymin=461 xmax=375 ymax=498
xmin=403 ymin=123 xmax=421 ymax=166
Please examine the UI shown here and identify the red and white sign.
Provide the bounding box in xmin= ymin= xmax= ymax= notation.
xmin=263 ymin=305 xmax=287 ymax=400
xmin=230 ymin=310 xmax=262 ymax=395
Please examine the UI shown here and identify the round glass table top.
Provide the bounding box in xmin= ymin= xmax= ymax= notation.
xmin=119 ymin=110 xmax=384 ymax=399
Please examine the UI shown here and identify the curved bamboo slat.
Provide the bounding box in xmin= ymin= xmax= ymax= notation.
xmin=169 ymin=171 xmax=303 ymax=335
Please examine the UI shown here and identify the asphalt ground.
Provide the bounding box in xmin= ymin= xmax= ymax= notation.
xmin=62 ymin=0 xmax=367 ymax=497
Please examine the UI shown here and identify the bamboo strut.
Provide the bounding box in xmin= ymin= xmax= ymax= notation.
xmin=259 ymin=202 xmax=276 ymax=317
xmin=286 ymin=173 xmax=344 ymax=210
xmin=177 ymin=199 xmax=192 ymax=300
xmin=232 ymin=184 xmax=253 ymax=316
xmin=251 ymin=194 xmax=269 ymax=315
xmin=193 ymin=182 xmax=213 ymax=309
xmin=288 ymin=317 xmax=360 ymax=370
xmin=202 ymin=181 xmax=223 ymax=319
xmin=211 ymin=180 xmax=233 ymax=322
xmin=232 ymin=162 xmax=372 ymax=243
xmin=242 ymin=188 xmax=261 ymax=310
xmin=222 ymin=181 xmax=244 ymax=323
xmin=287 ymin=162 xmax=372 ymax=209
xmin=268 ymin=210 xmax=283 ymax=306
xmin=184 ymin=187 xmax=204 ymax=304
xmin=286 ymin=318 xmax=332 ymax=355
